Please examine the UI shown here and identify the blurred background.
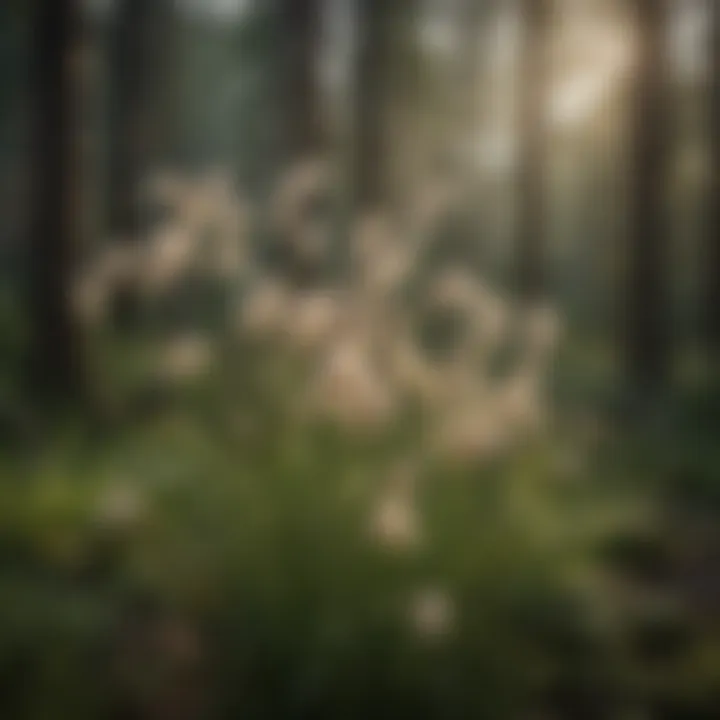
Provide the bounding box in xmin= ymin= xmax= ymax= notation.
xmin=1 ymin=0 xmax=720 ymax=717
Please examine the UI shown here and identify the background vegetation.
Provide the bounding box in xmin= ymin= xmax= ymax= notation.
xmin=1 ymin=1 xmax=719 ymax=718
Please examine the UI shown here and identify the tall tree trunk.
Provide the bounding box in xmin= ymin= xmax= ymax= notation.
xmin=108 ymin=0 xmax=176 ymax=239
xmin=517 ymin=0 xmax=550 ymax=301
xmin=107 ymin=0 xmax=176 ymax=330
xmin=706 ymin=0 xmax=720 ymax=362
xmin=456 ymin=0 xmax=494 ymax=158
xmin=269 ymin=0 xmax=324 ymax=287
xmin=625 ymin=0 xmax=670 ymax=391
xmin=450 ymin=0 xmax=497 ymax=272
xmin=354 ymin=0 xmax=395 ymax=211
xmin=278 ymin=0 xmax=323 ymax=161
xmin=354 ymin=0 xmax=426 ymax=214
xmin=27 ymin=0 xmax=86 ymax=403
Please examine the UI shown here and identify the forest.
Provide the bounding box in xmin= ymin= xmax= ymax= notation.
xmin=1 ymin=0 xmax=719 ymax=717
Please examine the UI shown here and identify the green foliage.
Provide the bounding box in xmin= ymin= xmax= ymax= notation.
xmin=6 ymin=333 xmax=719 ymax=718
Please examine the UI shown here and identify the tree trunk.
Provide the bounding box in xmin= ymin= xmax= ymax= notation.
xmin=354 ymin=0 xmax=395 ymax=211
xmin=706 ymin=0 xmax=720 ymax=362
xmin=456 ymin=0 xmax=494 ymax=156
xmin=517 ymin=0 xmax=550 ymax=301
xmin=107 ymin=0 xmax=177 ymax=331
xmin=108 ymin=0 xmax=176 ymax=239
xmin=452 ymin=0 xmax=497 ymax=271
xmin=27 ymin=0 xmax=86 ymax=403
xmin=268 ymin=0 xmax=325 ymax=287
xmin=278 ymin=0 xmax=323 ymax=161
xmin=625 ymin=0 xmax=670 ymax=391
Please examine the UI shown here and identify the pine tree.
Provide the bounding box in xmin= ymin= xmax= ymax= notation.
xmin=517 ymin=0 xmax=550 ymax=301
xmin=27 ymin=0 xmax=87 ymax=403
xmin=625 ymin=0 xmax=671 ymax=391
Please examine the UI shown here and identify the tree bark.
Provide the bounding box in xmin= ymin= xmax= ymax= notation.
xmin=107 ymin=0 xmax=177 ymax=331
xmin=456 ymin=0 xmax=494 ymax=154
xmin=517 ymin=0 xmax=550 ymax=301
xmin=705 ymin=0 xmax=720 ymax=361
xmin=354 ymin=0 xmax=395 ymax=211
xmin=625 ymin=0 xmax=671 ymax=391
xmin=108 ymin=0 xmax=176 ymax=238
xmin=27 ymin=0 xmax=86 ymax=403
xmin=278 ymin=0 xmax=323 ymax=161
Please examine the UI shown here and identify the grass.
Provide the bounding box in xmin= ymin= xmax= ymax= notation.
xmin=0 ymin=334 xmax=719 ymax=718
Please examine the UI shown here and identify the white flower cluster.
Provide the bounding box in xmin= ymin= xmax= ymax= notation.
xmin=77 ymin=160 xmax=562 ymax=451
xmin=75 ymin=160 xmax=566 ymax=644
xmin=228 ymin=164 xmax=564 ymax=628
xmin=72 ymin=169 xmax=249 ymax=329
xmin=234 ymin=163 xmax=562 ymax=458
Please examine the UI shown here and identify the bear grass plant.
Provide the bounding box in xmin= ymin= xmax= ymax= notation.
xmin=0 ymin=345 xmax=651 ymax=719
xmin=0 ymin=164 xmax=675 ymax=717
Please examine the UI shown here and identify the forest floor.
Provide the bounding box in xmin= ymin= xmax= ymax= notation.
xmin=0 ymin=334 xmax=719 ymax=719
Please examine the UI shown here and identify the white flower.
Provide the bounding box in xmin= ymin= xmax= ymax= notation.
xmin=369 ymin=460 xmax=422 ymax=551
xmin=94 ymin=481 xmax=147 ymax=530
xmin=495 ymin=371 xmax=545 ymax=436
xmin=370 ymin=491 xmax=421 ymax=551
xmin=141 ymin=222 xmax=198 ymax=296
xmin=410 ymin=587 xmax=456 ymax=640
xmin=311 ymin=337 xmax=396 ymax=432
xmin=284 ymin=291 xmax=340 ymax=352
xmin=433 ymin=358 xmax=486 ymax=409
xmin=239 ymin=279 xmax=290 ymax=339
xmin=176 ymin=170 xmax=237 ymax=232
xmin=430 ymin=267 xmax=483 ymax=310
xmin=158 ymin=334 xmax=214 ymax=381
xmin=435 ymin=401 xmax=509 ymax=463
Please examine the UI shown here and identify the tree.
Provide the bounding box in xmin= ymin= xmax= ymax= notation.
xmin=26 ymin=0 xmax=87 ymax=403
xmin=265 ymin=0 xmax=326 ymax=287
xmin=517 ymin=0 xmax=550 ymax=301
xmin=107 ymin=0 xmax=178 ymax=330
xmin=108 ymin=0 xmax=177 ymax=239
xmin=353 ymin=0 xmax=389 ymax=211
xmin=705 ymin=0 xmax=720 ymax=362
xmin=278 ymin=0 xmax=323 ymax=161
xmin=456 ymin=0 xmax=495 ymax=157
xmin=445 ymin=0 xmax=498 ymax=272
xmin=624 ymin=0 xmax=671 ymax=391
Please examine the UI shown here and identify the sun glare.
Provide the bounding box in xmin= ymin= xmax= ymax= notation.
xmin=550 ymin=72 xmax=611 ymax=128
xmin=549 ymin=17 xmax=634 ymax=130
